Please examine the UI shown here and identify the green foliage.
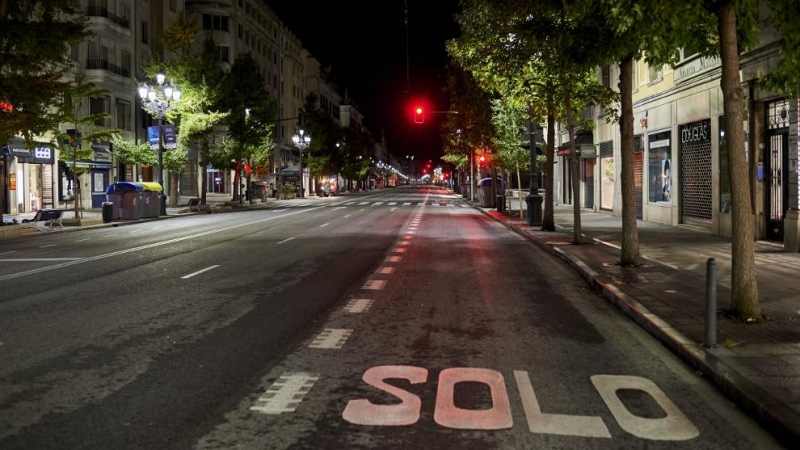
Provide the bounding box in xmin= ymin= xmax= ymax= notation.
xmin=763 ymin=0 xmax=800 ymax=96
xmin=299 ymin=93 xmax=345 ymax=176
xmin=491 ymin=99 xmax=529 ymax=174
xmin=0 ymin=0 xmax=91 ymax=146
xmin=163 ymin=147 xmax=187 ymax=174
xmin=111 ymin=136 xmax=156 ymax=166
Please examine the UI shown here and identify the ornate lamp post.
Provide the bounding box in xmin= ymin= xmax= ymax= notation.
xmin=137 ymin=71 xmax=180 ymax=216
xmin=291 ymin=129 xmax=310 ymax=198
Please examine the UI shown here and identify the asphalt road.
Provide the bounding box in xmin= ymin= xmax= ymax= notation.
xmin=0 ymin=186 xmax=785 ymax=449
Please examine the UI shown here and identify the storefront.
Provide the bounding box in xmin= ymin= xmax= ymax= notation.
xmin=6 ymin=139 xmax=55 ymax=214
xmin=678 ymin=120 xmax=712 ymax=228
xmin=61 ymin=142 xmax=113 ymax=210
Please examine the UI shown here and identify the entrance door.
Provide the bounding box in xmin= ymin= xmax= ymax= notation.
xmin=765 ymin=99 xmax=790 ymax=241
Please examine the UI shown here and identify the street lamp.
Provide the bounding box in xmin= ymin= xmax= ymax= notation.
xmin=291 ymin=129 xmax=310 ymax=198
xmin=406 ymin=155 xmax=415 ymax=185
xmin=137 ymin=71 xmax=180 ymax=216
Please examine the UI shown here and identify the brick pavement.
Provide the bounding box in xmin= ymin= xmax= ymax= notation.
xmin=482 ymin=204 xmax=800 ymax=447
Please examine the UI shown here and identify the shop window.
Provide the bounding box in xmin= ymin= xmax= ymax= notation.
xmin=648 ymin=131 xmax=672 ymax=203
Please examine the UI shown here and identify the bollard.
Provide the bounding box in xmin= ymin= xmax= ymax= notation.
xmin=705 ymin=258 xmax=717 ymax=348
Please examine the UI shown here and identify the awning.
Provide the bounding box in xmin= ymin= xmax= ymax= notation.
xmin=279 ymin=166 xmax=300 ymax=177
xmin=557 ymin=131 xmax=594 ymax=156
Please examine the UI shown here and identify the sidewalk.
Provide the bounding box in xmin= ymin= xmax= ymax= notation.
xmin=479 ymin=202 xmax=800 ymax=447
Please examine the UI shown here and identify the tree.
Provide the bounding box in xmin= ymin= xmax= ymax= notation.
xmin=218 ymin=52 xmax=277 ymax=202
xmin=491 ymin=99 xmax=529 ymax=216
xmin=158 ymin=20 xmax=228 ymax=206
xmin=53 ymin=77 xmax=120 ymax=218
xmin=0 ymin=0 xmax=90 ymax=222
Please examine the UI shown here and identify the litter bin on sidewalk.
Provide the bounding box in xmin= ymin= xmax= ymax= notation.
xmin=252 ymin=180 xmax=268 ymax=202
xmin=102 ymin=202 xmax=114 ymax=223
xmin=138 ymin=182 xmax=162 ymax=218
xmin=496 ymin=194 xmax=506 ymax=213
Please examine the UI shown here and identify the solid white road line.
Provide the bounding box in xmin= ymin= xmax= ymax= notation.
xmin=181 ymin=265 xmax=220 ymax=279
xmin=277 ymin=237 xmax=295 ymax=244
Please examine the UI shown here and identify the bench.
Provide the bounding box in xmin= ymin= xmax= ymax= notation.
xmin=186 ymin=198 xmax=201 ymax=211
xmin=24 ymin=209 xmax=66 ymax=232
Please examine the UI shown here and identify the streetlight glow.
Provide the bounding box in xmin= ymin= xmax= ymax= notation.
xmin=292 ymin=129 xmax=311 ymax=198
xmin=137 ymin=72 xmax=181 ymax=216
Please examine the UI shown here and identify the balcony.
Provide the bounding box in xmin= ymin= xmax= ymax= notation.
xmin=87 ymin=58 xmax=130 ymax=78
xmin=86 ymin=6 xmax=129 ymax=29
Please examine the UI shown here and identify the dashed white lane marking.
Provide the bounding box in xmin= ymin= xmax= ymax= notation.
xmin=388 ymin=202 xmax=397 ymax=205
xmin=403 ymin=202 xmax=412 ymax=206
xmin=514 ymin=370 xmax=610 ymax=437
xmin=363 ymin=279 xmax=388 ymax=290
xmin=250 ymin=372 xmax=320 ymax=415
xmin=0 ymin=258 xmax=80 ymax=261
xmin=343 ymin=202 xmax=356 ymax=205
xmin=309 ymin=328 xmax=353 ymax=349
xmin=406 ymin=231 xmax=416 ymax=235
xmin=392 ymin=248 xmax=407 ymax=253
xmin=377 ymin=266 xmax=396 ymax=274
xmin=131 ymin=229 xmax=143 ymax=233
xmin=0 ymin=250 xmax=15 ymax=255
xmin=391 ymin=207 xmax=399 ymax=211
xmin=76 ymin=238 xmax=90 ymax=242
xmin=320 ymin=222 xmax=330 ymax=228
xmin=39 ymin=244 xmax=56 ymax=248
xmin=344 ymin=214 xmax=351 ymax=218
xmin=358 ymin=202 xmax=369 ymax=205
xmin=397 ymin=241 xmax=410 ymax=246
xmin=277 ymin=237 xmax=295 ymax=244
xmin=385 ymin=256 xmax=402 ymax=263
xmin=333 ymin=207 xmax=346 ymax=210
xmin=344 ymin=299 xmax=374 ymax=313
xmin=182 ymin=265 xmax=220 ymax=279
xmin=372 ymin=202 xmax=384 ymax=206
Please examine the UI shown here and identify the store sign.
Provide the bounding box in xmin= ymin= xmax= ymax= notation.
xmin=9 ymin=173 xmax=16 ymax=190
xmin=674 ymin=55 xmax=721 ymax=83
xmin=580 ymin=144 xmax=597 ymax=158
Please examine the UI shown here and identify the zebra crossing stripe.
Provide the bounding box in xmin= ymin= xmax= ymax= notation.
xmin=309 ymin=328 xmax=353 ymax=349
xmin=363 ymin=279 xmax=388 ymax=290
xmin=345 ymin=299 xmax=374 ymax=313
xmin=250 ymin=372 xmax=320 ymax=415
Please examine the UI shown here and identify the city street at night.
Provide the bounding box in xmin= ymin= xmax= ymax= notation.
xmin=0 ymin=187 xmax=783 ymax=449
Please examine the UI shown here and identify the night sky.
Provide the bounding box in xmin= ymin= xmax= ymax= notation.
xmin=268 ymin=1 xmax=462 ymax=165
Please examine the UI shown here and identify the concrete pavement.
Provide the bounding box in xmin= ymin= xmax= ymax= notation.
xmin=2 ymin=188 xmax=799 ymax=446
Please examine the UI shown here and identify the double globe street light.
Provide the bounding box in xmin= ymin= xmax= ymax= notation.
xmin=291 ymin=129 xmax=310 ymax=198
xmin=137 ymin=71 xmax=181 ymax=216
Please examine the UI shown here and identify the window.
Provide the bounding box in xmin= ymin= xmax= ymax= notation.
xmin=647 ymin=63 xmax=661 ymax=83
xmin=217 ymin=46 xmax=230 ymax=63
xmin=141 ymin=21 xmax=149 ymax=44
xmin=648 ymin=131 xmax=672 ymax=203
xmin=90 ymin=97 xmax=110 ymax=127
xmin=116 ymin=99 xmax=131 ymax=131
xmin=169 ymin=0 xmax=177 ymax=12
xmin=238 ymin=24 xmax=243 ymax=39
xmin=202 ymin=14 xmax=229 ymax=32
xmin=121 ymin=50 xmax=131 ymax=77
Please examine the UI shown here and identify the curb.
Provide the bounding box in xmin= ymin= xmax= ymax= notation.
xmin=483 ymin=209 xmax=800 ymax=447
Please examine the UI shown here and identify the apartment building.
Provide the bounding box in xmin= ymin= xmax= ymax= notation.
xmin=556 ymin=5 xmax=797 ymax=243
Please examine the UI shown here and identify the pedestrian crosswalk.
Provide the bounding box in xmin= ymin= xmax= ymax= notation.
xmin=271 ymin=199 xmax=470 ymax=209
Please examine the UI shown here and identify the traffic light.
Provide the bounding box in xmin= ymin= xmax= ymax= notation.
xmin=414 ymin=106 xmax=424 ymax=123
xmin=478 ymin=155 xmax=486 ymax=167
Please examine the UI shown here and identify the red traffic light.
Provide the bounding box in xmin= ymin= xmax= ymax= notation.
xmin=414 ymin=106 xmax=424 ymax=123
xmin=478 ymin=155 xmax=486 ymax=167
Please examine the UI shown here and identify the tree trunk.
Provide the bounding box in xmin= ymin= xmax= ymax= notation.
xmin=619 ymin=55 xmax=641 ymax=266
xmin=542 ymin=112 xmax=556 ymax=231
xmin=200 ymin=138 xmax=208 ymax=205
xmin=717 ymin=6 xmax=761 ymax=318
xmin=169 ymin=172 xmax=179 ymax=207
xmin=565 ymin=94 xmax=582 ymax=244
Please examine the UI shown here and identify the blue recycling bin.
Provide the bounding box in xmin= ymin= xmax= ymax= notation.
xmin=105 ymin=182 xmax=143 ymax=220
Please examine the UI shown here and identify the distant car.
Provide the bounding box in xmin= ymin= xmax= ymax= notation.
xmin=321 ymin=186 xmax=336 ymax=197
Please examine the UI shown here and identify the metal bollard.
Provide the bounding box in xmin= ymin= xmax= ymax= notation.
xmin=705 ymin=258 xmax=717 ymax=348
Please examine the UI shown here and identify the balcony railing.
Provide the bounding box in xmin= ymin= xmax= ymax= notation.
xmin=86 ymin=58 xmax=130 ymax=78
xmin=86 ymin=6 xmax=130 ymax=29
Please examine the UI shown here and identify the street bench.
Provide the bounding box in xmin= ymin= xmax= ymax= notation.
xmin=24 ymin=209 xmax=66 ymax=232
xmin=186 ymin=198 xmax=201 ymax=211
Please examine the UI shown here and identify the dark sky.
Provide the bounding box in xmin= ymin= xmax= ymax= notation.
xmin=268 ymin=1 xmax=462 ymax=164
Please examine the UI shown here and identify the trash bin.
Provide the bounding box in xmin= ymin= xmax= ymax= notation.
xmin=105 ymin=182 xmax=143 ymax=220
xmin=252 ymin=180 xmax=268 ymax=202
xmin=138 ymin=182 xmax=162 ymax=218
xmin=102 ymin=201 xmax=114 ymax=223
